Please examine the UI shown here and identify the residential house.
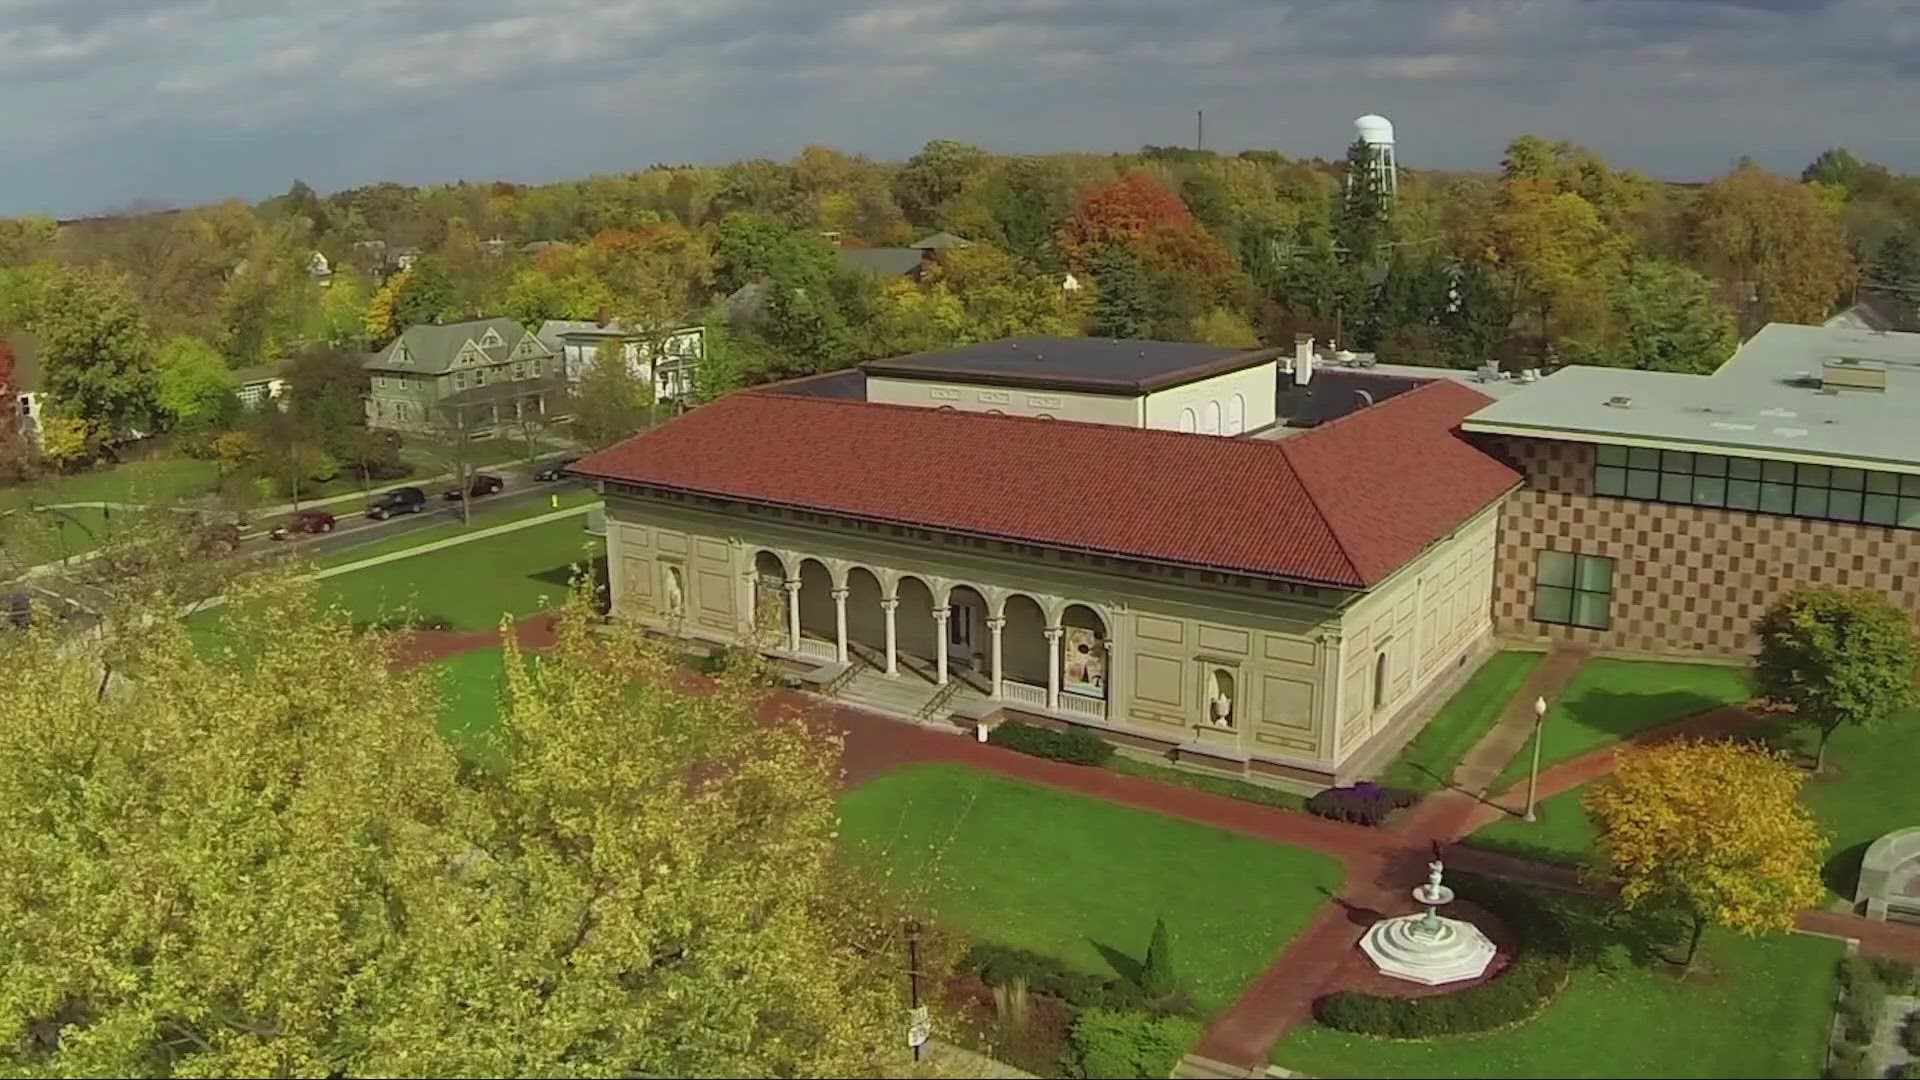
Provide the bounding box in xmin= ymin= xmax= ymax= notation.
xmin=1 ymin=331 xmax=42 ymax=444
xmin=535 ymin=319 xmax=706 ymax=404
xmin=363 ymin=317 xmax=561 ymax=438
xmin=232 ymin=362 xmax=290 ymax=410
xmin=307 ymin=251 xmax=333 ymax=287
xmin=833 ymin=231 xmax=974 ymax=282
xmin=571 ymin=335 xmax=1519 ymax=788
xmin=392 ymin=247 xmax=422 ymax=272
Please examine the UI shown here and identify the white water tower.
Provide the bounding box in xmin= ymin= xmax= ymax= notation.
xmin=1352 ymin=114 xmax=1398 ymax=198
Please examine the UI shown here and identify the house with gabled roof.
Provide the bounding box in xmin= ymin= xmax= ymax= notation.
xmin=570 ymin=334 xmax=1520 ymax=788
xmin=362 ymin=317 xmax=561 ymax=437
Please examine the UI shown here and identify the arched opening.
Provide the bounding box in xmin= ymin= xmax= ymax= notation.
xmin=662 ymin=563 xmax=686 ymax=620
xmin=843 ymin=566 xmax=887 ymax=668
xmin=947 ymin=585 xmax=991 ymax=678
xmin=1061 ymin=604 xmax=1109 ymax=704
xmin=1227 ymin=393 xmax=1245 ymax=435
xmin=1373 ymin=650 xmax=1390 ymax=713
xmin=1179 ymin=408 xmax=1196 ymax=433
xmin=1001 ymin=594 xmax=1050 ymax=695
xmin=752 ymin=551 xmax=788 ymax=643
xmin=1209 ymin=669 xmax=1236 ymax=728
xmin=1202 ymin=400 xmax=1221 ymax=436
xmin=895 ymin=576 xmax=940 ymax=677
xmin=796 ymin=559 xmax=836 ymax=657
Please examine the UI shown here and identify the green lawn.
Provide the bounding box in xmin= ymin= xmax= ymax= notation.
xmin=1466 ymin=783 xmax=1599 ymax=868
xmin=1377 ymin=651 xmax=1545 ymax=793
xmin=434 ymin=647 xmax=512 ymax=767
xmin=837 ymin=763 xmax=1344 ymax=1012
xmin=316 ymin=493 xmax=599 ymax=568
xmin=0 ymin=455 xmax=221 ymax=510
xmin=1494 ymin=660 xmax=1752 ymax=789
xmin=1271 ymin=916 xmax=1842 ymax=1079
xmin=317 ymin=515 xmax=604 ymax=630
xmin=1777 ymin=710 xmax=1920 ymax=897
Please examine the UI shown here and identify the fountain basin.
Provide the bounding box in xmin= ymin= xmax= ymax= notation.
xmin=1359 ymin=913 xmax=1498 ymax=986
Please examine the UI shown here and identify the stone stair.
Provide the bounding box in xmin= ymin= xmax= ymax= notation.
xmin=1171 ymin=1053 xmax=1263 ymax=1079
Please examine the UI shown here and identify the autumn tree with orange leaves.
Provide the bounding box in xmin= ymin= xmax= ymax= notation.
xmin=1585 ymin=738 xmax=1824 ymax=968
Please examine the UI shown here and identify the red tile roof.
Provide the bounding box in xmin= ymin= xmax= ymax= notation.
xmin=571 ymin=379 xmax=1518 ymax=589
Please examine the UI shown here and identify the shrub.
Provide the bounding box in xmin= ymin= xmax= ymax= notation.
xmin=1312 ymin=876 xmax=1574 ymax=1039
xmin=1305 ymin=781 xmax=1417 ymax=827
xmin=1838 ymin=974 xmax=1885 ymax=1045
xmin=1903 ymin=1009 xmax=1920 ymax=1055
xmin=1836 ymin=955 xmax=1874 ymax=992
xmin=1826 ymin=1043 xmax=1869 ymax=1080
xmin=1141 ymin=917 xmax=1176 ymax=998
xmin=1102 ymin=755 xmax=1306 ymax=811
xmin=1068 ymin=1010 xmax=1203 ymax=1079
xmin=1898 ymin=1061 xmax=1920 ymax=1080
xmin=966 ymin=944 xmax=1149 ymax=1013
xmin=1872 ymin=955 xmax=1920 ymax=994
xmin=353 ymin=613 xmax=454 ymax=634
xmin=987 ymin=721 xmax=1113 ymax=766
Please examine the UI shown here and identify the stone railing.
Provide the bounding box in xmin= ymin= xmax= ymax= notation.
xmin=1856 ymin=825 xmax=1920 ymax=921
xmin=1001 ymin=680 xmax=1047 ymax=708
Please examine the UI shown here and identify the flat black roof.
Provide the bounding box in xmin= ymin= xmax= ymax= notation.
xmin=757 ymin=368 xmax=868 ymax=401
xmin=860 ymin=336 xmax=1277 ymax=395
xmin=1275 ymin=369 xmax=1427 ymax=429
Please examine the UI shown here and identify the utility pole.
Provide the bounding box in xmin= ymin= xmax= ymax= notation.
xmin=1196 ymin=110 xmax=1204 ymax=152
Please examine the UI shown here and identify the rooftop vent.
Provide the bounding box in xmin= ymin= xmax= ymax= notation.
xmin=1521 ymin=368 xmax=1540 ymax=383
xmin=1475 ymin=361 xmax=1500 ymax=384
xmin=1604 ymin=395 xmax=1633 ymax=409
xmin=1822 ymin=356 xmax=1887 ymax=393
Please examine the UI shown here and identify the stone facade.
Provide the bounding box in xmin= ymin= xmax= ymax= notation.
xmin=1487 ymin=434 xmax=1920 ymax=658
xmin=599 ymin=486 xmax=1497 ymax=785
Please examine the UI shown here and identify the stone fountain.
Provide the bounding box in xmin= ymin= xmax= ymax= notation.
xmin=1359 ymin=845 xmax=1497 ymax=986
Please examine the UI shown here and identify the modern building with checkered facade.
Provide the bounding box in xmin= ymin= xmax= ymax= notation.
xmin=1464 ymin=322 xmax=1920 ymax=659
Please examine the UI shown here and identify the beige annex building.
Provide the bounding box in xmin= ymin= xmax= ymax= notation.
xmin=574 ymin=338 xmax=1520 ymax=787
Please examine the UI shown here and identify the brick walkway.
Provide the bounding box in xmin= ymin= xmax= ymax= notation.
xmin=394 ymin=628 xmax=1920 ymax=1072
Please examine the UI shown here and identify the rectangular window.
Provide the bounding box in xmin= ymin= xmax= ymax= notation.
xmin=1531 ymin=551 xmax=1614 ymax=631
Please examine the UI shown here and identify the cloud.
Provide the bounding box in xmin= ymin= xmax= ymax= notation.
xmin=1 ymin=0 xmax=1917 ymax=217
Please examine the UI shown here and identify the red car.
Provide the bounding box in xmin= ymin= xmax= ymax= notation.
xmin=270 ymin=509 xmax=336 ymax=541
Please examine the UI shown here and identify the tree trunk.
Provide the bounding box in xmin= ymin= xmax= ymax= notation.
xmin=1682 ymin=914 xmax=1706 ymax=969
xmin=1815 ymin=724 xmax=1834 ymax=773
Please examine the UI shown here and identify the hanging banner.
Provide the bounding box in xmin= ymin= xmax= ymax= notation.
xmin=1062 ymin=627 xmax=1106 ymax=696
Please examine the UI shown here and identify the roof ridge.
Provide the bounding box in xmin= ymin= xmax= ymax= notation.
xmin=1274 ymin=439 xmax=1366 ymax=587
xmin=1286 ymin=377 xmax=1483 ymax=446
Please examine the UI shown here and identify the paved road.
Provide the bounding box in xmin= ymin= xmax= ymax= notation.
xmin=248 ymin=476 xmax=589 ymax=561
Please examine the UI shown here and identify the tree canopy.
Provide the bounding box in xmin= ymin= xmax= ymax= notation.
xmin=1752 ymin=586 xmax=1920 ymax=771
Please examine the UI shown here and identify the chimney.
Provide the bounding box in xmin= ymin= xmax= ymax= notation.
xmin=1293 ymin=333 xmax=1315 ymax=386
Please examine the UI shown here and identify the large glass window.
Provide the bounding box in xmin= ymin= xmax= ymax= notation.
xmin=1593 ymin=444 xmax=1920 ymax=529
xmin=1532 ymin=551 xmax=1614 ymax=630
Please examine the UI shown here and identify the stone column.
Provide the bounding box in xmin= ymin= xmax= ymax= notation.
xmin=831 ymin=587 xmax=849 ymax=663
xmin=784 ymin=579 xmax=802 ymax=652
xmin=1045 ymin=626 xmax=1064 ymax=711
xmin=932 ymin=607 xmax=951 ymax=686
xmin=738 ymin=569 xmax=757 ymax=640
xmin=987 ymin=616 xmax=1006 ymax=699
xmin=881 ymin=597 xmax=899 ymax=676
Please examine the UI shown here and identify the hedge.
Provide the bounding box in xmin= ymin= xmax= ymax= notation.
xmin=967 ymin=943 xmax=1148 ymax=1013
xmin=1827 ymin=1043 xmax=1870 ymax=1080
xmin=986 ymin=721 xmax=1114 ymax=766
xmin=1311 ymin=875 xmax=1573 ymax=1039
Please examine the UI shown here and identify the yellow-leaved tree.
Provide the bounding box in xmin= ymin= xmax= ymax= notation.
xmin=1584 ymin=738 xmax=1825 ymax=968
xmin=0 ymin=566 xmax=936 ymax=1077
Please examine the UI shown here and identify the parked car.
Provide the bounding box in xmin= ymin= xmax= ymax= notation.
xmin=366 ymin=486 xmax=428 ymax=520
xmin=269 ymin=509 xmax=337 ymax=541
xmin=444 ymin=473 xmax=504 ymax=501
xmin=534 ymin=457 xmax=581 ymax=482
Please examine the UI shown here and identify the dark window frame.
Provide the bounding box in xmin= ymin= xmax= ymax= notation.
xmin=1592 ymin=444 xmax=1920 ymax=529
xmin=1532 ymin=550 xmax=1614 ymax=631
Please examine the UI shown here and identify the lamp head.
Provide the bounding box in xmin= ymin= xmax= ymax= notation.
xmin=1534 ymin=696 xmax=1548 ymax=719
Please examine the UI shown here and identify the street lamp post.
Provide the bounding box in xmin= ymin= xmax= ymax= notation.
xmin=1523 ymin=695 xmax=1548 ymax=822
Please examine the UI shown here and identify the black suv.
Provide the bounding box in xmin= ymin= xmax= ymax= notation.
xmin=444 ymin=473 xmax=504 ymax=501
xmin=366 ymin=486 xmax=428 ymax=520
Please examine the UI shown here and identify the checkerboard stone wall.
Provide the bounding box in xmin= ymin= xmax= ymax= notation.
xmin=1488 ymin=436 xmax=1920 ymax=659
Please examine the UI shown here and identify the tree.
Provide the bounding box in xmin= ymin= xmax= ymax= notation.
xmin=1141 ymin=916 xmax=1177 ymax=998
xmin=153 ymin=334 xmax=238 ymax=428
xmin=35 ymin=267 xmax=158 ymax=444
xmin=502 ymin=266 xmax=614 ymax=326
xmin=1484 ymin=177 xmax=1627 ymax=348
xmin=894 ymin=138 xmax=989 ymax=227
xmin=569 ymin=340 xmax=655 ymax=449
xmin=0 ymin=573 xmax=926 ymax=1075
xmin=1088 ymin=246 xmax=1152 ymax=339
xmin=932 ymin=245 xmax=1081 ymax=339
xmin=1689 ymin=163 xmax=1855 ymax=327
xmin=1333 ymin=137 xmax=1389 ymax=270
xmin=313 ymin=269 xmax=372 ymax=349
xmin=1753 ymin=586 xmax=1919 ymax=771
xmin=1801 ymin=147 xmax=1864 ymax=188
xmin=254 ymin=407 xmax=334 ymax=510
xmin=1868 ymin=231 xmax=1920 ymax=288
xmin=394 ymin=256 xmax=456 ymax=330
xmin=1189 ymin=306 xmax=1259 ymax=347
xmin=1585 ymin=739 xmax=1825 ymax=968
xmin=1588 ymin=260 xmax=1737 ymax=373
xmin=365 ymin=268 xmax=408 ymax=345
xmin=1058 ymin=171 xmax=1200 ymax=268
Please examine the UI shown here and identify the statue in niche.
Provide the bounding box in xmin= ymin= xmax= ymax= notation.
xmin=664 ymin=565 xmax=685 ymax=617
xmin=1210 ymin=679 xmax=1234 ymax=728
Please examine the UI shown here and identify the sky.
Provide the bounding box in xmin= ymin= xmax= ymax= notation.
xmin=2 ymin=0 xmax=1918 ymax=219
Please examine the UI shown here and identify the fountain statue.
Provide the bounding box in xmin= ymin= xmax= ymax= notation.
xmin=1358 ymin=842 xmax=1497 ymax=986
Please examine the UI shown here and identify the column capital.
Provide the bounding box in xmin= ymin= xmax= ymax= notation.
xmin=932 ymin=606 xmax=951 ymax=622
xmin=830 ymin=587 xmax=849 ymax=601
xmin=783 ymin=579 xmax=803 ymax=594
xmin=880 ymin=597 xmax=900 ymax=612
xmin=1043 ymin=626 xmax=1064 ymax=642
xmin=985 ymin=616 xmax=1006 ymax=631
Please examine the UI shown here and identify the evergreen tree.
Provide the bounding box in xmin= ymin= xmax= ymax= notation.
xmin=1141 ymin=916 xmax=1177 ymax=998
xmin=1089 ymin=246 xmax=1152 ymax=339
xmin=1869 ymin=231 xmax=1920 ymax=289
xmin=1333 ymin=138 xmax=1388 ymax=272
